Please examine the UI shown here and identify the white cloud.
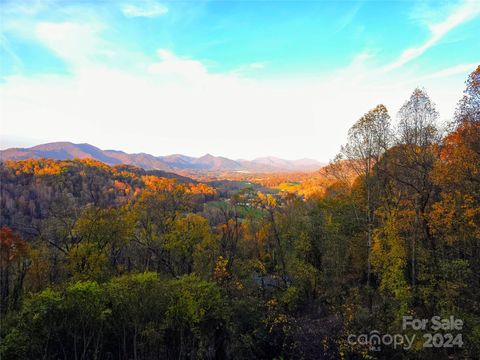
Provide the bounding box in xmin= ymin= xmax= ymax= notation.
xmin=1 ymin=16 xmax=476 ymax=161
xmin=384 ymin=0 xmax=480 ymax=71
xmin=249 ymin=63 xmax=265 ymax=69
xmin=229 ymin=62 xmax=267 ymax=76
xmin=2 ymin=46 xmax=472 ymax=161
xmin=148 ymin=49 xmax=208 ymax=82
xmin=121 ymin=1 xmax=168 ymax=18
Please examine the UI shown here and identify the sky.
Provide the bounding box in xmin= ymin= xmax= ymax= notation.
xmin=0 ymin=0 xmax=479 ymax=162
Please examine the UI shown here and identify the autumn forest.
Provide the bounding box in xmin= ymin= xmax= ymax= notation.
xmin=0 ymin=66 xmax=479 ymax=359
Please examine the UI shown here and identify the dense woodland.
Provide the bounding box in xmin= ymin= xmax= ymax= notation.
xmin=0 ymin=66 xmax=479 ymax=359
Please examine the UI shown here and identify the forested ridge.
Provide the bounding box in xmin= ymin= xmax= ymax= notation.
xmin=0 ymin=66 xmax=479 ymax=359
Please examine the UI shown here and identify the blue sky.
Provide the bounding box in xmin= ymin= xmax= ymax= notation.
xmin=1 ymin=0 xmax=479 ymax=161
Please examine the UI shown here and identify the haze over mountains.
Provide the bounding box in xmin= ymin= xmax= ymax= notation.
xmin=0 ymin=142 xmax=324 ymax=173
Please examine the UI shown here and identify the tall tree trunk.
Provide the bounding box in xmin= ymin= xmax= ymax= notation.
xmin=133 ymin=325 xmax=138 ymax=360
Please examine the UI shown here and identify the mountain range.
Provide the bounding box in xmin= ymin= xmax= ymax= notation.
xmin=0 ymin=142 xmax=324 ymax=173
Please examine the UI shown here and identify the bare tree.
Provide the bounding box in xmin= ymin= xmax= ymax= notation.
xmin=339 ymin=104 xmax=392 ymax=287
xmin=455 ymin=65 xmax=480 ymax=125
xmin=393 ymin=88 xmax=441 ymax=290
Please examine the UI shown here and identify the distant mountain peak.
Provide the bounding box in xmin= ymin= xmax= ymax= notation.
xmin=0 ymin=142 xmax=324 ymax=173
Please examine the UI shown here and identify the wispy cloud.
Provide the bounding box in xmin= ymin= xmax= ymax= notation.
xmin=384 ymin=0 xmax=480 ymax=71
xmin=0 ymin=33 xmax=23 ymax=73
xmin=121 ymin=1 xmax=168 ymax=18
xmin=249 ymin=63 xmax=265 ymax=70
xmin=35 ymin=22 xmax=107 ymax=67
xmin=420 ymin=63 xmax=479 ymax=80
xmin=0 ymin=0 xmax=52 ymax=16
xmin=229 ymin=62 xmax=267 ymax=76
xmin=334 ymin=1 xmax=363 ymax=34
